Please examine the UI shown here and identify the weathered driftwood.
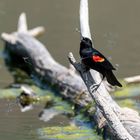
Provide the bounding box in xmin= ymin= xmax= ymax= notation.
xmin=1 ymin=1 xmax=140 ymax=139
xmin=1 ymin=13 xmax=91 ymax=106
xmin=124 ymin=75 xmax=140 ymax=85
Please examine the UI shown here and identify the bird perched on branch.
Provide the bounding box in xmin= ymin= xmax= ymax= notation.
xmin=79 ymin=37 xmax=122 ymax=89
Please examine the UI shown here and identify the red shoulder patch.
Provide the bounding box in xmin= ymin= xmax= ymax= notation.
xmin=92 ymin=55 xmax=105 ymax=62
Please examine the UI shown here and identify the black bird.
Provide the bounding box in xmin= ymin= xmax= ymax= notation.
xmin=79 ymin=37 xmax=122 ymax=88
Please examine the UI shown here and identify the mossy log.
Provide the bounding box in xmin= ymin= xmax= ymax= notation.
xmin=1 ymin=0 xmax=140 ymax=139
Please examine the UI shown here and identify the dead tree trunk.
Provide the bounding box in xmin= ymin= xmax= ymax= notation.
xmin=68 ymin=0 xmax=135 ymax=139
xmin=1 ymin=1 xmax=140 ymax=139
xmin=68 ymin=53 xmax=134 ymax=140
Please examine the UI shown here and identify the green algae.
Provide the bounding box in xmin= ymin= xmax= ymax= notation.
xmin=117 ymin=99 xmax=136 ymax=108
xmin=38 ymin=125 xmax=102 ymax=140
xmin=0 ymin=88 xmax=20 ymax=99
xmin=114 ymin=85 xmax=140 ymax=98
xmin=1 ymin=81 xmax=140 ymax=140
xmin=113 ymin=84 xmax=140 ymax=112
xmin=0 ymin=85 xmax=51 ymax=99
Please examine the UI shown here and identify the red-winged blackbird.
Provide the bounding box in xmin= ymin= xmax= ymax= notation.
xmin=79 ymin=37 xmax=122 ymax=88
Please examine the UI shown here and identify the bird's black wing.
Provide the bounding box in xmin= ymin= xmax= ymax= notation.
xmin=91 ymin=48 xmax=116 ymax=70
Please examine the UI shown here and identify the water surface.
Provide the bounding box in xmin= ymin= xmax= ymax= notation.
xmin=0 ymin=98 xmax=71 ymax=140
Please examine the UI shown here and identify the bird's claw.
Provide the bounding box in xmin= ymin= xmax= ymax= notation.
xmin=90 ymin=84 xmax=99 ymax=93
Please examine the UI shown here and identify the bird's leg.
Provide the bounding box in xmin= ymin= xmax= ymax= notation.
xmin=85 ymin=73 xmax=88 ymax=84
xmin=90 ymin=76 xmax=105 ymax=92
xmin=82 ymin=64 xmax=90 ymax=84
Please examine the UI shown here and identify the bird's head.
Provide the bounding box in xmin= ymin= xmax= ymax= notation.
xmin=79 ymin=37 xmax=93 ymax=58
xmin=80 ymin=37 xmax=92 ymax=49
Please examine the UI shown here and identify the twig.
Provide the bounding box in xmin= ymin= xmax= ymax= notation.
xmin=17 ymin=12 xmax=28 ymax=33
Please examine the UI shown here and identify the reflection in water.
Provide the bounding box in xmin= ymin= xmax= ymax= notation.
xmin=39 ymin=108 xmax=62 ymax=122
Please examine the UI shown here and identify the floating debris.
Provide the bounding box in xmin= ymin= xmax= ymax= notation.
xmin=17 ymin=85 xmax=40 ymax=112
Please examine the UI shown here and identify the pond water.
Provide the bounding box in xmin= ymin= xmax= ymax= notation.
xmin=0 ymin=99 xmax=44 ymax=140
xmin=0 ymin=95 xmax=102 ymax=140
xmin=0 ymin=98 xmax=74 ymax=140
xmin=0 ymin=0 xmax=140 ymax=140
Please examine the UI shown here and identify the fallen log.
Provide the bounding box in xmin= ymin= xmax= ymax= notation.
xmin=1 ymin=13 xmax=91 ymax=106
xmin=1 ymin=1 xmax=140 ymax=139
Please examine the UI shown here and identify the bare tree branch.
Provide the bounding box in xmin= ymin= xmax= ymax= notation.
xmin=17 ymin=12 xmax=28 ymax=33
xmin=124 ymin=75 xmax=140 ymax=84
xmin=69 ymin=0 xmax=135 ymax=139
xmin=80 ymin=0 xmax=91 ymax=40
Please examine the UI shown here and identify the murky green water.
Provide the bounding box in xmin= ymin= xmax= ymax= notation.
xmin=0 ymin=98 xmax=72 ymax=140
xmin=0 ymin=99 xmax=44 ymax=140
xmin=0 ymin=88 xmax=102 ymax=140
xmin=0 ymin=0 xmax=140 ymax=140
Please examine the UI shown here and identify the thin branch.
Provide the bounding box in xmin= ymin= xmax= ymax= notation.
xmin=80 ymin=0 xmax=92 ymax=40
xmin=17 ymin=12 xmax=28 ymax=33
xmin=28 ymin=26 xmax=45 ymax=37
xmin=1 ymin=13 xmax=45 ymax=43
xmin=124 ymin=75 xmax=140 ymax=84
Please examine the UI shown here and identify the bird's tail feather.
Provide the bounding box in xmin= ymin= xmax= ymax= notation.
xmin=105 ymin=71 xmax=122 ymax=87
